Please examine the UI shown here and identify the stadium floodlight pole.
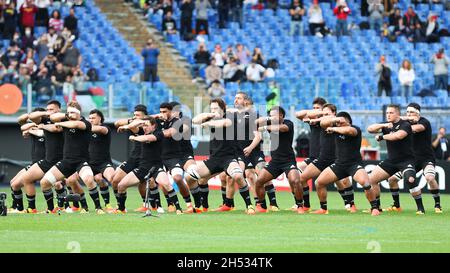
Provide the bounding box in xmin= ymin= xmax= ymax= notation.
xmin=142 ymin=167 xmax=159 ymax=218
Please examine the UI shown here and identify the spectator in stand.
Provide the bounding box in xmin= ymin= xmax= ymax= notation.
xmin=34 ymin=34 xmax=50 ymax=64
xmin=162 ymin=10 xmax=177 ymax=36
xmin=205 ymin=58 xmax=222 ymax=86
xmin=72 ymin=67 xmax=86 ymax=92
xmin=19 ymin=0 xmax=38 ymax=35
xmin=18 ymin=63 xmax=31 ymax=94
xmin=235 ymin=43 xmax=251 ymax=66
xmin=195 ymin=0 xmax=211 ymax=36
xmin=3 ymin=2 xmax=18 ymax=40
xmin=49 ymin=10 xmax=64 ymax=33
xmin=308 ymin=0 xmax=328 ymax=37
xmin=64 ymin=7 xmax=79 ymax=39
xmin=223 ymin=57 xmax=244 ymax=83
xmin=424 ymin=13 xmax=440 ymax=43
xmin=40 ymin=53 xmax=58 ymax=75
xmin=333 ymin=0 xmax=351 ymax=37
xmin=388 ymin=8 xmax=402 ymax=33
xmin=63 ymin=72 xmax=75 ymax=101
xmin=21 ymin=27 xmax=35 ymax=50
xmin=191 ymin=42 xmax=210 ymax=79
xmin=141 ymin=39 xmax=160 ymax=83
xmin=51 ymin=62 xmax=66 ymax=94
xmin=52 ymin=0 xmax=62 ymax=10
xmin=393 ymin=17 xmax=407 ymax=39
xmin=225 ymin=44 xmax=237 ymax=63
xmin=34 ymin=66 xmax=53 ymax=98
xmin=375 ymin=55 xmax=392 ymax=96
xmin=266 ymin=0 xmax=278 ymax=15
xmin=411 ymin=21 xmax=426 ymax=43
xmin=218 ymin=0 xmax=230 ymax=29
xmin=403 ymin=6 xmax=421 ymax=29
xmin=211 ymin=44 xmax=226 ymax=68
xmin=230 ymin=0 xmax=244 ymax=29
xmin=252 ymin=46 xmax=264 ymax=66
xmin=289 ymin=0 xmax=305 ymax=36
xmin=361 ymin=0 xmax=369 ymax=17
xmin=208 ymin=79 xmax=225 ymax=98
xmin=161 ymin=0 xmax=173 ymax=18
xmin=368 ymin=0 xmax=384 ymax=31
xmin=4 ymin=42 xmax=23 ymax=65
xmin=3 ymin=62 xmax=19 ymax=84
xmin=180 ymin=0 xmax=195 ymax=39
xmin=21 ymin=48 xmax=34 ymax=66
xmin=35 ymin=0 xmax=51 ymax=27
xmin=61 ymin=39 xmax=81 ymax=71
xmin=398 ymin=59 xmax=415 ymax=97
xmin=246 ymin=61 xmax=266 ymax=83
xmin=433 ymin=127 xmax=450 ymax=161
xmin=430 ymin=48 xmax=449 ymax=91
xmin=47 ymin=27 xmax=58 ymax=50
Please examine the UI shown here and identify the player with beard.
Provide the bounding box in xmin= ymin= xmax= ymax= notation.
xmin=253 ymin=106 xmax=304 ymax=213
xmin=298 ymin=103 xmax=358 ymax=213
xmin=114 ymin=116 xmax=183 ymax=214
xmin=8 ymin=107 xmax=46 ymax=213
xmin=185 ymin=98 xmax=255 ymax=214
xmin=385 ymin=103 xmax=442 ymax=213
xmin=38 ymin=101 xmax=104 ymax=214
xmin=312 ymin=111 xmax=380 ymax=215
xmin=367 ymin=104 xmax=425 ymax=214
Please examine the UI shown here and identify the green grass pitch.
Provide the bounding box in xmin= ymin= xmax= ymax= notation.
xmin=1 ymin=187 xmax=450 ymax=253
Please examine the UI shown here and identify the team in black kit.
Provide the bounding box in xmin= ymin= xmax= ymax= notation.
xmin=7 ymin=94 xmax=443 ymax=216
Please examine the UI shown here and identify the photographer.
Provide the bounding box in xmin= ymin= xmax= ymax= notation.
xmin=141 ymin=39 xmax=160 ymax=83
xmin=162 ymin=10 xmax=177 ymax=36
xmin=368 ymin=0 xmax=384 ymax=32
xmin=289 ymin=0 xmax=305 ymax=36
xmin=430 ymin=48 xmax=449 ymax=91
xmin=432 ymin=127 xmax=450 ymax=161
xmin=375 ymin=55 xmax=392 ymax=96
xmin=60 ymin=37 xmax=81 ymax=72
xmin=333 ymin=0 xmax=351 ymax=37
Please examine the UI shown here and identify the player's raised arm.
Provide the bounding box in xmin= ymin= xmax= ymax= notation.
xmin=367 ymin=122 xmax=391 ymax=134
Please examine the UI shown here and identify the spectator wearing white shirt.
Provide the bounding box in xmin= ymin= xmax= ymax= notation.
xmin=246 ymin=61 xmax=266 ymax=82
xmin=205 ymin=58 xmax=223 ymax=86
xmin=211 ymin=44 xmax=226 ymax=68
xmin=308 ymin=0 xmax=327 ymax=37
xmin=398 ymin=59 xmax=415 ymax=97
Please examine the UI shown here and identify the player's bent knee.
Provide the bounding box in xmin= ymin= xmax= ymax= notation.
xmin=43 ymin=172 xmax=57 ymax=186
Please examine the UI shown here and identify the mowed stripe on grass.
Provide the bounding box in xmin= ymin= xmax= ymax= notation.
xmin=1 ymin=187 xmax=449 ymax=253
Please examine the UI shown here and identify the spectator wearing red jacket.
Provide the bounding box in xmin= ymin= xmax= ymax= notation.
xmin=19 ymin=0 xmax=38 ymax=35
xmin=333 ymin=0 xmax=351 ymax=37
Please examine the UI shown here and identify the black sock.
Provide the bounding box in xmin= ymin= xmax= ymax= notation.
xmin=344 ymin=186 xmax=355 ymax=206
xmin=199 ymin=184 xmax=209 ymax=209
xmin=370 ymin=200 xmax=378 ymax=210
xmin=68 ymin=187 xmax=79 ymax=208
xmin=295 ymin=197 xmax=304 ymax=208
xmin=414 ymin=194 xmax=425 ymax=212
xmin=230 ymin=198 xmax=235 ymax=207
xmin=100 ymin=186 xmax=110 ymax=206
xmin=89 ymin=187 xmax=102 ymax=209
xmin=375 ymin=195 xmax=381 ymax=209
xmin=239 ymin=184 xmax=252 ymax=207
xmin=141 ymin=193 xmax=146 ymax=204
xmin=221 ymin=186 xmax=227 ymax=205
xmin=56 ymin=186 xmax=67 ymax=208
xmin=190 ymin=186 xmax=202 ymax=208
xmin=265 ymin=184 xmax=278 ymax=207
xmin=80 ymin=193 xmax=88 ymax=210
xmin=149 ymin=187 xmax=159 ymax=208
xmin=430 ymin=189 xmax=440 ymax=208
xmin=224 ymin=197 xmax=234 ymax=207
xmin=10 ymin=187 xmax=17 ymax=209
xmin=320 ymin=201 xmax=327 ymax=210
xmin=164 ymin=194 xmax=173 ymax=206
xmin=43 ymin=189 xmax=54 ymax=211
xmin=338 ymin=190 xmax=348 ymax=206
xmin=168 ymin=189 xmax=182 ymax=211
xmin=390 ymin=188 xmax=400 ymax=207
xmin=26 ymin=194 xmax=36 ymax=210
xmin=291 ymin=191 xmax=296 ymax=204
xmin=183 ymin=194 xmax=192 ymax=204
xmin=303 ymin=186 xmax=310 ymax=208
xmin=257 ymin=199 xmax=267 ymax=209
xmin=117 ymin=192 xmax=127 ymax=211
xmin=12 ymin=189 xmax=24 ymax=211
